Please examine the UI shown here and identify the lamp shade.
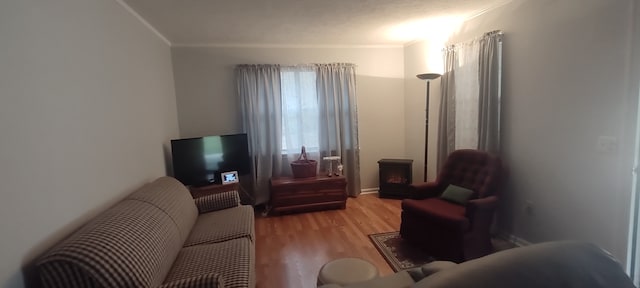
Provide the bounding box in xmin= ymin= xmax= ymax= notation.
xmin=416 ymin=73 xmax=441 ymax=80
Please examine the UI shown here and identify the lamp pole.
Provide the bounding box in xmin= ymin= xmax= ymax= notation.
xmin=416 ymin=73 xmax=441 ymax=182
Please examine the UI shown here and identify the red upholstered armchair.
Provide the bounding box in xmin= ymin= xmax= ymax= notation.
xmin=400 ymin=149 xmax=502 ymax=262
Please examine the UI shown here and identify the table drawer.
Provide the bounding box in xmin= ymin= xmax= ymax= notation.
xmin=271 ymin=191 xmax=346 ymax=206
xmin=269 ymin=176 xmax=347 ymax=214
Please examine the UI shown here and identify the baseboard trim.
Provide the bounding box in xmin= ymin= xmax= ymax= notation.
xmin=360 ymin=188 xmax=379 ymax=195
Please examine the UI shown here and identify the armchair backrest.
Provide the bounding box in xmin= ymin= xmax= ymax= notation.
xmin=437 ymin=149 xmax=502 ymax=198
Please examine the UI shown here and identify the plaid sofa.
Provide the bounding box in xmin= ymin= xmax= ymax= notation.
xmin=36 ymin=176 xmax=255 ymax=288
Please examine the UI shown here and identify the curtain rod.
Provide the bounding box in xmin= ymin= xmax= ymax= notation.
xmin=236 ymin=63 xmax=357 ymax=69
xmin=444 ymin=30 xmax=504 ymax=50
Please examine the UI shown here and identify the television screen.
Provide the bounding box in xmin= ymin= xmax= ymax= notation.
xmin=171 ymin=133 xmax=251 ymax=186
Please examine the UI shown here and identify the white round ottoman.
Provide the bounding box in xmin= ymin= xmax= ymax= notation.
xmin=317 ymin=257 xmax=379 ymax=286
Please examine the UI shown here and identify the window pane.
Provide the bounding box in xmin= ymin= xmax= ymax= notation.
xmin=281 ymin=67 xmax=319 ymax=153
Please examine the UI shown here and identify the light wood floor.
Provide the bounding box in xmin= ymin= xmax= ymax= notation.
xmin=255 ymin=194 xmax=402 ymax=288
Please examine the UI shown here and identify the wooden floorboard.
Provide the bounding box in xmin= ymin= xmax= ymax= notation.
xmin=255 ymin=194 xmax=402 ymax=288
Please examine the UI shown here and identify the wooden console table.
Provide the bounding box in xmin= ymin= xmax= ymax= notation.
xmin=269 ymin=176 xmax=347 ymax=214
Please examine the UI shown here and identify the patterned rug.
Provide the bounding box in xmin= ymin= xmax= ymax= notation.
xmin=368 ymin=231 xmax=434 ymax=272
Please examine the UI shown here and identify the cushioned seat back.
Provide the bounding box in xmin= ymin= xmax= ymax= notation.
xmin=126 ymin=176 xmax=198 ymax=242
xmin=414 ymin=241 xmax=635 ymax=288
xmin=37 ymin=200 xmax=183 ymax=288
xmin=437 ymin=149 xmax=502 ymax=198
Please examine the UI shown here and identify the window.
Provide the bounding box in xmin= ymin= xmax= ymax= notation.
xmin=280 ymin=66 xmax=319 ymax=153
xmin=454 ymin=41 xmax=480 ymax=150
xmin=236 ymin=63 xmax=359 ymax=200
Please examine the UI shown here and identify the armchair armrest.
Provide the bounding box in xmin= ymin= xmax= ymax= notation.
xmin=466 ymin=195 xmax=498 ymax=211
xmin=194 ymin=190 xmax=240 ymax=214
xmin=409 ymin=182 xmax=442 ymax=199
xmin=465 ymin=195 xmax=498 ymax=230
xmin=159 ymin=273 xmax=224 ymax=288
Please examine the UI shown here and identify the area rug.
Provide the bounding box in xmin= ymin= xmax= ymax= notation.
xmin=368 ymin=231 xmax=434 ymax=272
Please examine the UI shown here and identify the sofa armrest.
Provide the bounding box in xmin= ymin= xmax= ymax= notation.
xmin=159 ymin=273 xmax=224 ymax=288
xmin=409 ymin=182 xmax=442 ymax=199
xmin=194 ymin=190 xmax=241 ymax=214
xmin=404 ymin=261 xmax=458 ymax=282
xmin=420 ymin=261 xmax=458 ymax=277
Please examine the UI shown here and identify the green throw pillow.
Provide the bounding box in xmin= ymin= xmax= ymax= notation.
xmin=440 ymin=184 xmax=475 ymax=205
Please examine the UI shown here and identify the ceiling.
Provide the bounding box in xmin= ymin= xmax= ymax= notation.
xmin=122 ymin=0 xmax=511 ymax=47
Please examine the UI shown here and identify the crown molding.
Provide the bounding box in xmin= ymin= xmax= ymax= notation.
xmin=465 ymin=0 xmax=513 ymax=22
xmin=171 ymin=42 xmax=403 ymax=49
xmin=115 ymin=0 xmax=171 ymax=46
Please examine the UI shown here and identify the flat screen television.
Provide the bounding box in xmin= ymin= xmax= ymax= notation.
xmin=170 ymin=133 xmax=251 ymax=186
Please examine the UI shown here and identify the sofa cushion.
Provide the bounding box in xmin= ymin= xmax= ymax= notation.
xmin=440 ymin=184 xmax=475 ymax=205
xmin=184 ymin=205 xmax=255 ymax=247
xmin=38 ymin=200 xmax=183 ymax=288
xmin=159 ymin=273 xmax=225 ymax=288
xmin=126 ymin=176 xmax=198 ymax=242
xmin=164 ymin=238 xmax=255 ymax=288
xmin=194 ymin=190 xmax=241 ymax=213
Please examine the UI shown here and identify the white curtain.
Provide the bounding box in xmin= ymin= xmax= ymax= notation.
xmin=438 ymin=31 xmax=503 ymax=169
xmin=478 ymin=31 xmax=503 ymax=152
xmin=438 ymin=48 xmax=457 ymax=170
xmin=316 ymin=63 xmax=361 ymax=196
xmin=237 ymin=63 xmax=361 ymax=203
xmin=236 ymin=64 xmax=283 ymax=205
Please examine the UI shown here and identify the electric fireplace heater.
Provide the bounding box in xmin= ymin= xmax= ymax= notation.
xmin=378 ymin=159 xmax=413 ymax=198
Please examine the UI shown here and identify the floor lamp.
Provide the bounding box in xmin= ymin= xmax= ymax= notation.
xmin=416 ymin=73 xmax=441 ymax=182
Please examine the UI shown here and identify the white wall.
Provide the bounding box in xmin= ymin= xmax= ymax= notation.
xmin=0 ymin=1 xmax=179 ymax=286
xmin=171 ymin=46 xmax=405 ymax=193
xmin=405 ymin=0 xmax=639 ymax=263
